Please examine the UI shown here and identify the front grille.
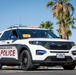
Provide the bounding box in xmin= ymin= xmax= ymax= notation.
xmin=44 ymin=41 xmax=73 ymax=50
xmin=50 ymin=51 xmax=69 ymax=53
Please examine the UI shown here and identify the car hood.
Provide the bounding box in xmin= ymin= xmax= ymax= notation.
xmin=27 ymin=38 xmax=73 ymax=42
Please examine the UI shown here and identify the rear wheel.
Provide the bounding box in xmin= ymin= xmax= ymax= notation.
xmin=63 ymin=64 xmax=75 ymax=70
xmin=20 ymin=50 xmax=33 ymax=71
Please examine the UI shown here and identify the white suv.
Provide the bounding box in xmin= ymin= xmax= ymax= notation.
xmin=0 ymin=26 xmax=76 ymax=70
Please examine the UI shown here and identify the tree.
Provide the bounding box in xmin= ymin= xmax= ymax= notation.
xmin=57 ymin=16 xmax=76 ymax=39
xmin=40 ymin=21 xmax=53 ymax=32
xmin=65 ymin=16 xmax=76 ymax=39
xmin=46 ymin=0 xmax=75 ymax=39
xmin=57 ymin=20 xmax=72 ymax=39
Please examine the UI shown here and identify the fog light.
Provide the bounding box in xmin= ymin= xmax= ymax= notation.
xmin=36 ymin=50 xmax=46 ymax=55
xmin=72 ymin=50 xmax=76 ymax=55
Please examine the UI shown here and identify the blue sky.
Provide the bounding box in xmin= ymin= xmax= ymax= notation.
xmin=0 ymin=0 xmax=76 ymax=43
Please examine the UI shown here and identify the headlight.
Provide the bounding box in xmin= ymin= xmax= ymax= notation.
xmin=29 ymin=41 xmax=47 ymax=46
xmin=36 ymin=50 xmax=46 ymax=55
xmin=72 ymin=50 xmax=76 ymax=55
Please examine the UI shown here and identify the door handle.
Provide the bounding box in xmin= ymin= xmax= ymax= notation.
xmin=7 ymin=42 xmax=10 ymax=44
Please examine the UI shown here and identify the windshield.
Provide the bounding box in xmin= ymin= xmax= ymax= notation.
xmin=19 ymin=29 xmax=58 ymax=38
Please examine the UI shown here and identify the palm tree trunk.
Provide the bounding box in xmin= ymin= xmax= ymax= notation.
xmin=61 ymin=20 xmax=66 ymax=39
xmin=66 ymin=33 xmax=69 ymax=40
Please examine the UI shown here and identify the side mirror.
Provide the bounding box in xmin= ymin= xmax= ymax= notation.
xmin=57 ymin=35 xmax=62 ymax=39
xmin=60 ymin=35 xmax=62 ymax=38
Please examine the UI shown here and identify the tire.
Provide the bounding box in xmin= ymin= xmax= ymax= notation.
xmin=20 ymin=50 xmax=33 ymax=71
xmin=0 ymin=64 xmax=2 ymax=69
xmin=33 ymin=66 xmax=39 ymax=70
xmin=63 ymin=64 xmax=75 ymax=70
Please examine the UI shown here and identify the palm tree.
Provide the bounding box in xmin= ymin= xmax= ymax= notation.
xmin=40 ymin=21 xmax=53 ymax=32
xmin=46 ymin=0 xmax=75 ymax=39
xmin=57 ymin=20 xmax=72 ymax=39
xmin=65 ymin=16 xmax=76 ymax=39
xmin=57 ymin=16 xmax=76 ymax=39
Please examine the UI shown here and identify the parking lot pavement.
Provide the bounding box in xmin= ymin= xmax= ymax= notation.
xmin=2 ymin=66 xmax=63 ymax=70
xmin=2 ymin=65 xmax=76 ymax=70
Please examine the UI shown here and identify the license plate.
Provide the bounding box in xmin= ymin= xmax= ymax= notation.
xmin=56 ymin=53 xmax=65 ymax=59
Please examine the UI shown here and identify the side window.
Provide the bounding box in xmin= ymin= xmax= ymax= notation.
xmin=1 ymin=30 xmax=11 ymax=40
xmin=10 ymin=30 xmax=19 ymax=39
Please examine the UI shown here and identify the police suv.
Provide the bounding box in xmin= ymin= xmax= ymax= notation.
xmin=0 ymin=26 xmax=76 ymax=70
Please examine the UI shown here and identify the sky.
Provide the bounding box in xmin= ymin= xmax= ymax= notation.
xmin=0 ymin=0 xmax=76 ymax=43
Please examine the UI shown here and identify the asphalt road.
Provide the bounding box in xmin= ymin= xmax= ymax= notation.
xmin=0 ymin=66 xmax=76 ymax=75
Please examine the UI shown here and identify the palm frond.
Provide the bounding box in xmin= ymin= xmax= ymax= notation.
xmin=40 ymin=21 xmax=53 ymax=32
xmin=63 ymin=0 xmax=70 ymax=3
xmin=67 ymin=3 xmax=74 ymax=16
xmin=46 ymin=1 xmax=55 ymax=7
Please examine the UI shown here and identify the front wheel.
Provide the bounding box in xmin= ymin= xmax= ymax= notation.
xmin=33 ymin=66 xmax=39 ymax=70
xmin=20 ymin=50 xmax=33 ymax=71
xmin=0 ymin=64 xmax=2 ymax=69
xmin=63 ymin=64 xmax=75 ymax=70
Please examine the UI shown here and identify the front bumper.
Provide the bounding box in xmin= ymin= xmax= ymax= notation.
xmin=33 ymin=56 xmax=76 ymax=66
xmin=29 ymin=44 xmax=76 ymax=66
